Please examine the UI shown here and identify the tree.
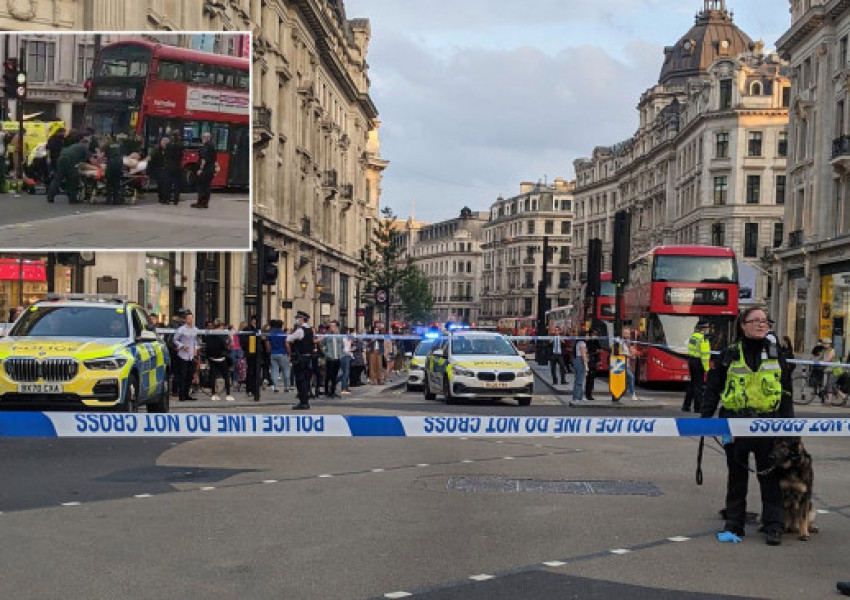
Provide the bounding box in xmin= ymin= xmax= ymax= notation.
xmin=397 ymin=265 xmax=434 ymax=324
xmin=359 ymin=207 xmax=413 ymax=326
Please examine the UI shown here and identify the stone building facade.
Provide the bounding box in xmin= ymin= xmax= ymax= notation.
xmin=775 ymin=0 xmax=850 ymax=356
xmin=393 ymin=208 xmax=488 ymax=325
xmin=572 ymin=1 xmax=789 ymax=313
xmin=0 ymin=0 xmax=385 ymax=330
xmin=481 ymin=179 xmax=574 ymax=320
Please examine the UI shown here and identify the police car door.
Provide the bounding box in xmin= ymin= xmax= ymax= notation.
xmin=433 ymin=339 xmax=449 ymax=384
xmin=131 ymin=307 xmax=158 ymax=401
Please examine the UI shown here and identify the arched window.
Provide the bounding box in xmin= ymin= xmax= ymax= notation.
xmin=750 ymin=81 xmax=763 ymax=95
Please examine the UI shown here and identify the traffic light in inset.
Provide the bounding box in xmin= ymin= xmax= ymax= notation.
xmin=3 ymin=58 xmax=18 ymax=98
xmin=262 ymin=245 xmax=279 ymax=286
xmin=14 ymin=69 xmax=26 ymax=99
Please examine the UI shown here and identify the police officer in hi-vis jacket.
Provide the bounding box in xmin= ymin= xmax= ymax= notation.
xmin=682 ymin=319 xmax=711 ymax=412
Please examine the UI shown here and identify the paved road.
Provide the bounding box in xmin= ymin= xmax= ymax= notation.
xmin=0 ymin=190 xmax=250 ymax=250
xmin=0 ymin=379 xmax=848 ymax=599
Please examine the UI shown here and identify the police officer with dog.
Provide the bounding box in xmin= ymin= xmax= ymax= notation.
xmin=701 ymin=306 xmax=793 ymax=546
xmin=683 ymin=319 xmax=711 ymax=412
xmin=286 ymin=311 xmax=314 ymax=410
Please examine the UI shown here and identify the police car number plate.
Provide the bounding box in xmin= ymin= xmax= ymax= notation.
xmin=18 ymin=383 xmax=63 ymax=393
xmin=484 ymin=382 xmax=509 ymax=388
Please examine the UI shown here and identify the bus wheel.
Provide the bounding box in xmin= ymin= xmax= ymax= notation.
xmin=182 ymin=166 xmax=198 ymax=192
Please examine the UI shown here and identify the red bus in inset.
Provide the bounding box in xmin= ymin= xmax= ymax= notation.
xmin=624 ymin=245 xmax=739 ymax=384
xmin=84 ymin=40 xmax=249 ymax=190
xmin=497 ymin=315 xmax=537 ymax=354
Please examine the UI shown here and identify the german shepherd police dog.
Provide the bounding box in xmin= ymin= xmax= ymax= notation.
xmin=771 ymin=437 xmax=818 ymax=540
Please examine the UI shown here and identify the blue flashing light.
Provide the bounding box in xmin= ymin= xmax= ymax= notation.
xmin=447 ymin=323 xmax=470 ymax=331
xmin=423 ymin=331 xmax=440 ymax=339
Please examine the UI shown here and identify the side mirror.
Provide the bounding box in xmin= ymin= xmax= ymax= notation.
xmin=139 ymin=329 xmax=158 ymax=342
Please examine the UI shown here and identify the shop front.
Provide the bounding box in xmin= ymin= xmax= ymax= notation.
xmin=144 ymin=253 xmax=174 ymax=324
xmin=785 ymin=268 xmax=807 ymax=354
xmin=817 ymin=262 xmax=850 ymax=361
xmin=0 ymin=256 xmax=48 ymax=322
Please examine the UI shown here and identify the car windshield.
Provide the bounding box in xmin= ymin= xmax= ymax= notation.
xmin=9 ymin=306 xmax=129 ymax=338
xmin=415 ymin=340 xmax=437 ymax=356
xmin=451 ymin=335 xmax=517 ymax=356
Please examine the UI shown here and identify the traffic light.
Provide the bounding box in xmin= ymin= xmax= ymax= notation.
xmin=586 ymin=238 xmax=602 ymax=298
xmin=14 ymin=69 xmax=26 ymax=99
xmin=612 ymin=210 xmax=632 ymax=285
xmin=261 ymin=245 xmax=279 ymax=286
xmin=3 ymin=58 xmax=17 ymax=98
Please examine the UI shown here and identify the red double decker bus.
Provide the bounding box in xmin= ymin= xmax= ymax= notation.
xmin=624 ymin=246 xmax=739 ymax=384
xmin=83 ymin=40 xmax=250 ymax=190
xmin=497 ymin=315 xmax=537 ymax=354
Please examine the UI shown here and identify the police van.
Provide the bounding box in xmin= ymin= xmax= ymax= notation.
xmin=0 ymin=294 xmax=170 ymax=412
xmin=423 ymin=331 xmax=534 ymax=406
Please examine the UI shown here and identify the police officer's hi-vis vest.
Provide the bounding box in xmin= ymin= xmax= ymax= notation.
xmin=688 ymin=331 xmax=711 ymax=371
xmin=720 ymin=342 xmax=782 ymax=413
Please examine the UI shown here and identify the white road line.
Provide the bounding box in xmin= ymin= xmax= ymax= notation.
xmin=461 ymin=459 xmax=474 ymax=463
xmin=469 ymin=574 xmax=494 ymax=581
xmin=610 ymin=548 xmax=631 ymax=555
xmin=200 ymin=486 xmax=216 ymax=491
xmin=543 ymin=561 xmax=566 ymax=567
xmin=817 ymin=509 xmax=831 ymax=514
xmin=668 ymin=536 xmax=690 ymax=542
xmin=384 ymin=592 xmax=412 ymax=598
xmin=262 ymin=479 xmax=278 ymax=484
xmin=371 ymin=468 xmax=385 ymax=473
xmin=61 ymin=502 xmax=81 ymax=506
xmin=134 ymin=494 xmax=153 ymax=498
xmin=416 ymin=463 xmax=429 ymax=467
xmin=503 ymin=456 xmax=515 ymax=460
xmin=318 ymin=474 xmax=334 ymax=478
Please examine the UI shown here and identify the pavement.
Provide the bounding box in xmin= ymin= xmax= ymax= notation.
xmin=0 ymin=191 xmax=251 ymax=250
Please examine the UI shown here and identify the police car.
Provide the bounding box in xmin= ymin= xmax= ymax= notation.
xmin=422 ymin=331 xmax=534 ymax=406
xmin=406 ymin=338 xmax=439 ymax=391
xmin=0 ymin=294 xmax=170 ymax=412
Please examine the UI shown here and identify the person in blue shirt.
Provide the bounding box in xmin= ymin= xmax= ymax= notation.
xmin=265 ymin=319 xmax=290 ymax=393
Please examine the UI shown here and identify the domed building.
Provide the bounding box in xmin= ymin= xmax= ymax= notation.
xmin=570 ymin=1 xmax=790 ymax=364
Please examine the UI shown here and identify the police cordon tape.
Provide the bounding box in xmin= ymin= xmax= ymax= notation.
xmin=0 ymin=413 xmax=848 ymax=438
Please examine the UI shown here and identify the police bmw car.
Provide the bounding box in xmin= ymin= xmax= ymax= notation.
xmin=0 ymin=294 xmax=171 ymax=412
xmin=406 ymin=338 xmax=439 ymax=391
xmin=423 ymin=331 xmax=534 ymax=406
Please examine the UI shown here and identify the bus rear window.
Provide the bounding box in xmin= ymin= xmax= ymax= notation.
xmin=652 ymin=256 xmax=737 ymax=284
xmin=96 ymin=45 xmax=152 ymax=78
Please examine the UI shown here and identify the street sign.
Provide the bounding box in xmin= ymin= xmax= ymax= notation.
xmin=375 ymin=287 xmax=388 ymax=304
xmin=609 ymin=354 xmax=626 ymax=401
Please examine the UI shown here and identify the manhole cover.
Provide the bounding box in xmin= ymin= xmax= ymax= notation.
xmin=446 ymin=476 xmax=663 ymax=496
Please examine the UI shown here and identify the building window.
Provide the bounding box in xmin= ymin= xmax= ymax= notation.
xmin=713 ymin=176 xmax=728 ymax=205
xmin=776 ymin=175 xmax=786 ymax=204
xmin=777 ymin=131 xmax=788 ymax=157
xmin=719 ymin=79 xmax=732 ymax=109
xmin=523 ymin=298 xmax=533 ymax=314
xmin=746 ymin=175 xmax=761 ymax=204
xmin=711 ymin=223 xmax=725 ymax=247
xmin=527 ymin=220 xmax=535 ymax=234
xmin=841 ymin=35 xmax=848 ymax=69
xmin=750 ymin=81 xmax=762 ymax=95
xmin=561 ymin=200 xmax=571 ymax=211
xmin=76 ymin=43 xmax=94 ymax=83
xmin=560 ymin=221 xmax=571 ymax=235
xmin=544 ymin=220 xmax=554 ymax=234
xmin=773 ymin=222 xmax=783 ymax=248
xmin=744 ymin=223 xmax=759 ymax=257
xmin=559 ymin=246 xmax=570 ymax=263
xmin=748 ymin=131 xmax=763 ymax=156
xmin=26 ymin=41 xmax=56 ymax=83
xmin=781 ymin=86 xmax=790 ymax=107
xmin=715 ymin=132 xmax=729 ymax=158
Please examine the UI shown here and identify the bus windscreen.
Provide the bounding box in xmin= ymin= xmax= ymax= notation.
xmin=652 ymin=256 xmax=737 ymax=284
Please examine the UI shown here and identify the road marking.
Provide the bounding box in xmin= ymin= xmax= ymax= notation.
xmin=200 ymin=486 xmax=216 ymax=491
xmin=461 ymin=459 xmax=473 ymax=463
xmin=668 ymin=536 xmax=690 ymax=542
xmin=318 ymin=474 xmax=334 ymax=478
xmin=503 ymin=456 xmax=515 ymax=460
xmin=543 ymin=561 xmax=566 ymax=567
xmin=61 ymin=502 xmax=81 ymax=506
xmin=817 ymin=509 xmax=831 ymax=514
xmin=469 ymin=574 xmax=494 ymax=581
xmin=610 ymin=548 xmax=631 ymax=554
xmin=416 ymin=463 xmax=430 ymax=467
xmin=134 ymin=494 xmax=153 ymax=498
xmin=384 ymin=592 xmax=412 ymax=598
xmin=371 ymin=468 xmax=385 ymax=473
xmin=263 ymin=479 xmax=278 ymax=484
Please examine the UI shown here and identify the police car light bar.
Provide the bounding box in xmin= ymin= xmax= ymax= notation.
xmin=45 ymin=293 xmax=127 ymax=303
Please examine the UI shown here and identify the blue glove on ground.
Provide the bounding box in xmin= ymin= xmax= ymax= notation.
xmin=716 ymin=531 xmax=742 ymax=543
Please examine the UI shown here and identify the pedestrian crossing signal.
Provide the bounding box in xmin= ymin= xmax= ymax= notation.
xmin=3 ymin=58 xmax=18 ymax=99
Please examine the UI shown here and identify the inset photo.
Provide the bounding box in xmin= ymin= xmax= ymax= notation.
xmin=0 ymin=32 xmax=251 ymax=251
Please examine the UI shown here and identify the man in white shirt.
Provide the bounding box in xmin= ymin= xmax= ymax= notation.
xmin=173 ymin=310 xmax=199 ymax=402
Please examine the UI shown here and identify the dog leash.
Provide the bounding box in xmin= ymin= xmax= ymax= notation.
xmin=696 ymin=436 xmax=704 ymax=485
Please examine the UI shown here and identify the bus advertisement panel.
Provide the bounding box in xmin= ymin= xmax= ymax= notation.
xmin=84 ymin=39 xmax=250 ymax=190
xmin=625 ymin=245 xmax=739 ymax=384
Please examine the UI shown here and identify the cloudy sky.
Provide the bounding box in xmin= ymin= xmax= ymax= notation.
xmin=341 ymin=0 xmax=791 ymax=222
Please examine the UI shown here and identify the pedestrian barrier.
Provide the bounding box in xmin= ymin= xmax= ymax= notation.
xmin=0 ymin=413 xmax=847 ymax=438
